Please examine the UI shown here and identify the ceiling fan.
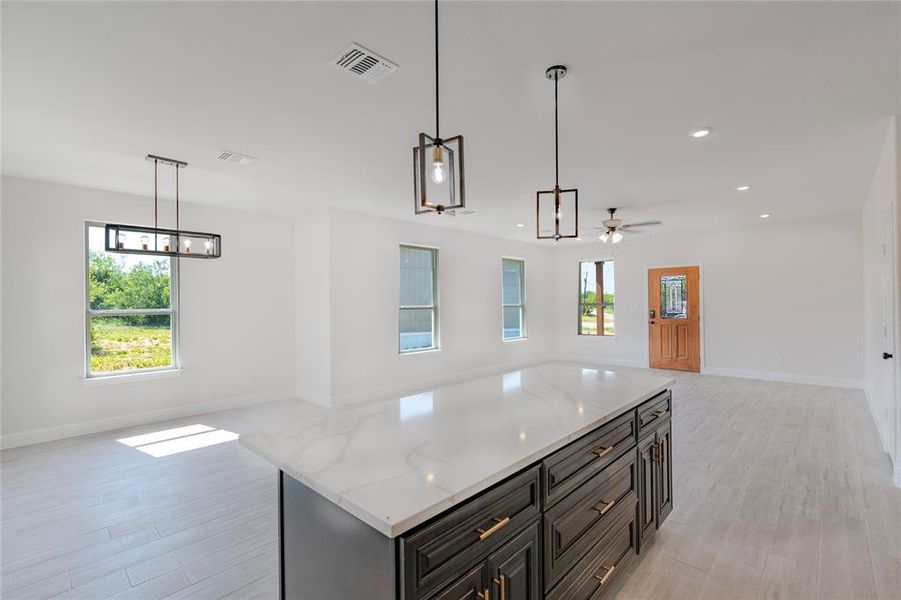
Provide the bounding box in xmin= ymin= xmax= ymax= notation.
xmin=595 ymin=208 xmax=662 ymax=243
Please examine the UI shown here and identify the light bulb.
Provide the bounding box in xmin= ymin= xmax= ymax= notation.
xmin=430 ymin=146 xmax=446 ymax=184
xmin=183 ymin=239 xmax=192 ymax=253
xmin=162 ymin=237 xmax=171 ymax=252
xmin=599 ymin=233 xmax=609 ymax=243
xmin=140 ymin=235 xmax=149 ymax=251
xmin=117 ymin=234 xmax=125 ymax=250
xmin=430 ymin=162 xmax=446 ymax=184
xmin=611 ymin=231 xmax=624 ymax=244
xmin=204 ymin=240 xmax=212 ymax=255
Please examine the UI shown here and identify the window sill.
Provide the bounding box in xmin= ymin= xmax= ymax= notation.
xmin=399 ymin=348 xmax=441 ymax=356
xmin=577 ymin=334 xmax=617 ymax=340
xmin=503 ymin=336 xmax=529 ymax=343
xmin=84 ymin=368 xmax=181 ymax=385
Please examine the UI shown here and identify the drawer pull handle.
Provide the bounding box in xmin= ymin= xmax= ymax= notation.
xmin=593 ymin=446 xmax=614 ymax=459
xmin=652 ymin=409 xmax=667 ymax=418
xmin=477 ymin=516 xmax=510 ymax=541
xmin=593 ymin=498 xmax=616 ymax=515
xmin=477 ymin=588 xmax=490 ymax=600
xmin=493 ymin=575 xmax=506 ymax=600
xmin=594 ymin=564 xmax=616 ymax=586
xmin=659 ymin=440 xmax=665 ymax=462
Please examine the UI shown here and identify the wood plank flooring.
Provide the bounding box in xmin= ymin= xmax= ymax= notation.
xmin=1 ymin=372 xmax=900 ymax=599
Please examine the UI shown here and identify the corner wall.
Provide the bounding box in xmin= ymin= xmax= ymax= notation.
xmin=0 ymin=176 xmax=297 ymax=447
xmin=552 ymin=214 xmax=865 ymax=387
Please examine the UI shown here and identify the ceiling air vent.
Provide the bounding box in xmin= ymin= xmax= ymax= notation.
xmin=217 ymin=150 xmax=258 ymax=166
xmin=333 ymin=43 xmax=397 ymax=83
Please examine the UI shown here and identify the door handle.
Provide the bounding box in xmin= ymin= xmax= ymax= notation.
xmin=649 ymin=309 xmax=656 ymax=319
xmin=884 ymin=352 xmax=894 ymax=360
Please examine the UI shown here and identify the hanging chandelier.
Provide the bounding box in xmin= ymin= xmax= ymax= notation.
xmin=536 ymin=65 xmax=579 ymax=240
xmin=105 ymin=155 xmax=221 ymax=259
xmin=413 ymin=0 xmax=464 ymax=215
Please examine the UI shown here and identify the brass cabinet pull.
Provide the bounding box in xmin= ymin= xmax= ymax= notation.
xmin=652 ymin=410 xmax=666 ymax=417
xmin=477 ymin=516 xmax=510 ymax=541
xmin=493 ymin=575 xmax=506 ymax=600
xmin=594 ymin=564 xmax=616 ymax=586
xmin=477 ymin=588 xmax=490 ymax=600
xmin=593 ymin=498 xmax=616 ymax=515
xmin=593 ymin=446 xmax=613 ymax=459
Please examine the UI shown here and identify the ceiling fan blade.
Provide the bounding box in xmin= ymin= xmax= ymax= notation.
xmin=621 ymin=220 xmax=662 ymax=229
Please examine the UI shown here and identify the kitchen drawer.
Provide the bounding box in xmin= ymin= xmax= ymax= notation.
xmin=637 ymin=391 xmax=671 ymax=439
xmin=399 ymin=466 xmax=541 ymax=600
xmin=543 ymin=450 xmax=638 ymax=590
xmin=543 ymin=410 xmax=637 ymax=508
xmin=546 ymin=501 xmax=638 ymax=600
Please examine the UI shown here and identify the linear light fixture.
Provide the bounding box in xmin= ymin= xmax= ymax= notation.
xmin=105 ymin=155 xmax=221 ymax=259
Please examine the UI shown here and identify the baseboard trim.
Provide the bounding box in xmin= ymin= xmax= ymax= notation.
xmin=701 ymin=366 xmax=863 ymax=389
xmin=0 ymin=388 xmax=294 ymax=450
xmin=552 ymin=355 xmax=648 ymax=369
xmin=329 ymin=355 xmax=557 ymax=406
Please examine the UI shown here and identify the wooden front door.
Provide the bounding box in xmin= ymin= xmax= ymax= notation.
xmin=648 ymin=266 xmax=700 ymax=372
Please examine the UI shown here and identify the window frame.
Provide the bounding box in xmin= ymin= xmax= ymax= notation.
xmin=398 ymin=244 xmax=439 ymax=354
xmin=501 ymin=257 xmax=527 ymax=341
xmin=84 ymin=221 xmax=180 ymax=378
xmin=578 ymin=260 xmax=615 ymax=337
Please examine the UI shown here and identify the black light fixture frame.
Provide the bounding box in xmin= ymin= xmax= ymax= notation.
xmin=536 ymin=65 xmax=579 ymax=241
xmin=413 ymin=0 xmax=465 ymax=215
xmin=105 ymin=155 xmax=222 ymax=259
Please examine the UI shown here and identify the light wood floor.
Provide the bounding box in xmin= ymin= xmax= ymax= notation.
xmin=1 ymin=372 xmax=900 ymax=599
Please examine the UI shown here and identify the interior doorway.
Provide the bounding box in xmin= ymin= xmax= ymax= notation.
xmin=648 ymin=265 xmax=701 ymax=372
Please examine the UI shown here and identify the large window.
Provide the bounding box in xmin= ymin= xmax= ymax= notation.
xmin=399 ymin=245 xmax=438 ymax=353
xmin=502 ymin=258 xmax=526 ymax=340
xmin=579 ymin=261 xmax=615 ymax=336
xmin=86 ymin=223 xmax=178 ymax=377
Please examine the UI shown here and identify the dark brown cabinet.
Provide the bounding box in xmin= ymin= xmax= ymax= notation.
xmin=395 ymin=391 xmax=673 ymax=600
xmin=637 ymin=414 xmax=672 ymax=552
xmin=487 ymin=521 xmax=542 ymax=600
xmin=430 ymin=520 xmax=542 ymax=600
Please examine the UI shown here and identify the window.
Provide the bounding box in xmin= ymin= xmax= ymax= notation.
xmin=399 ymin=245 xmax=438 ymax=352
xmin=502 ymin=258 xmax=526 ymax=340
xmin=579 ymin=261 xmax=615 ymax=336
xmin=86 ymin=223 xmax=178 ymax=377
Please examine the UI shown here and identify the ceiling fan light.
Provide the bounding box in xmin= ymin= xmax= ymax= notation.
xmin=611 ymin=231 xmax=624 ymax=244
xmin=599 ymin=233 xmax=609 ymax=243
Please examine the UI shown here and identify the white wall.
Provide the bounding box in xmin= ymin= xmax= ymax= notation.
xmin=0 ymin=176 xmax=296 ymax=447
xmin=325 ymin=209 xmax=556 ymax=403
xmin=862 ymin=118 xmax=898 ymax=466
xmin=552 ymin=214 xmax=865 ymax=387
xmin=294 ymin=207 xmax=331 ymax=404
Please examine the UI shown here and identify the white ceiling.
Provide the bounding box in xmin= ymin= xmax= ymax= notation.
xmin=2 ymin=1 xmax=899 ymax=243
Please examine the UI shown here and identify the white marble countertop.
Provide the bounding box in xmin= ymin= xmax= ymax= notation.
xmin=239 ymin=361 xmax=673 ymax=537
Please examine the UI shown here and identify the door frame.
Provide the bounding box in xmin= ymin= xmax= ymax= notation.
xmin=643 ymin=261 xmax=706 ymax=371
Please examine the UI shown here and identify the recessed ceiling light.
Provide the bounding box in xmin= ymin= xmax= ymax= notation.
xmin=516 ymin=223 xmax=525 ymax=228
xmin=736 ymin=185 xmax=750 ymax=191
xmin=690 ymin=128 xmax=712 ymax=138
xmin=760 ymin=213 xmax=771 ymax=219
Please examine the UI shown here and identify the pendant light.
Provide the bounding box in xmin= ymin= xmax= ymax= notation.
xmin=105 ymin=155 xmax=221 ymax=259
xmin=413 ymin=0 xmax=464 ymax=215
xmin=536 ymin=65 xmax=579 ymax=240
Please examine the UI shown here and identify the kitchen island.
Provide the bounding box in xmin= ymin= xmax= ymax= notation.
xmin=240 ymin=361 xmax=674 ymax=600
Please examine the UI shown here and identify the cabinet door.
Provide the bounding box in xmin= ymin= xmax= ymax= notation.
xmin=656 ymin=420 xmax=673 ymax=527
xmin=636 ymin=438 xmax=657 ymax=551
xmin=486 ymin=521 xmax=541 ymax=600
xmin=430 ymin=563 xmax=488 ymax=600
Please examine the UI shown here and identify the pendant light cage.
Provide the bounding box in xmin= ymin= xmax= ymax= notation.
xmin=536 ymin=65 xmax=579 ymax=240
xmin=105 ymin=155 xmax=222 ymax=259
xmin=413 ymin=0 xmax=465 ymax=215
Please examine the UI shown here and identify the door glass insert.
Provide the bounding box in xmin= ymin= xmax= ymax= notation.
xmin=659 ymin=275 xmax=687 ymax=319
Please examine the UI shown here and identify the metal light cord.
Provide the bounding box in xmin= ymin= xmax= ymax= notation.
xmin=434 ymin=0 xmax=439 ymax=139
